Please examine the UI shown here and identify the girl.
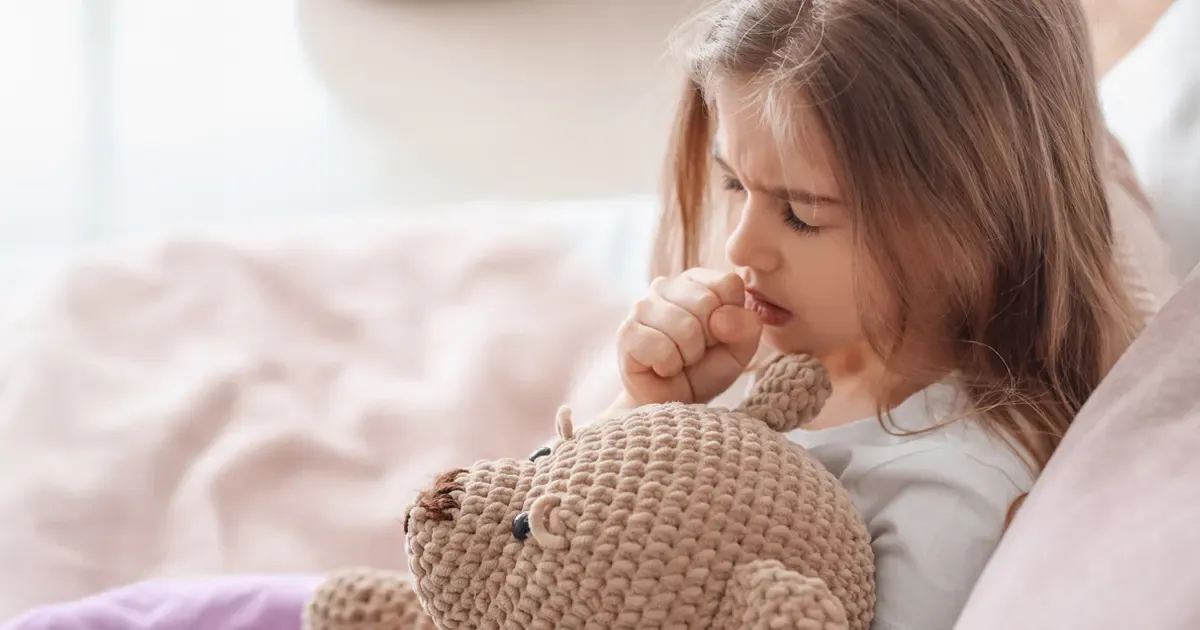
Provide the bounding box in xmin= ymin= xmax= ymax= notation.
xmin=611 ymin=0 xmax=1145 ymax=628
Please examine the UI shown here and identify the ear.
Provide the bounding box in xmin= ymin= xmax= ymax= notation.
xmin=719 ymin=560 xmax=851 ymax=630
xmin=735 ymin=354 xmax=831 ymax=432
xmin=304 ymin=567 xmax=438 ymax=630
xmin=528 ymin=493 xmax=569 ymax=550
xmin=555 ymin=405 xmax=575 ymax=441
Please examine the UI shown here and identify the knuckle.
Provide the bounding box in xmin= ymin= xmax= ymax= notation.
xmin=642 ymin=339 xmax=673 ymax=368
xmin=631 ymin=297 xmax=655 ymax=319
xmin=679 ymin=317 xmax=705 ymax=346
xmin=653 ymin=335 xmax=677 ymax=360
xmin=694 ymin=289 xmax=721 ymax=314
xmin=649 ymin=275 xmax=670 ymax=291
xmin=717 ymin=271 xmax=744 ymax=291
xmin=616 ymin=317 xmax=636 ymax=340
xmin=682 ymin=267 xmax=712 ymax=285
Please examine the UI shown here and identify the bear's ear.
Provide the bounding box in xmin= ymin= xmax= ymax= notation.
xmin=736 ymin=354 xmax=831 ymax=432
xmin=554 ymin=406 xmax=575 ymax=441
xmin=721 ymin=560 xmax=851 ymax=630
xmin=528 ymin=493 xmax=569 ymax=550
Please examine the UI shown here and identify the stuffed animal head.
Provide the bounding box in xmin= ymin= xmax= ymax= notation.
xmin=402 ymin=354 xmax=875 ymax=630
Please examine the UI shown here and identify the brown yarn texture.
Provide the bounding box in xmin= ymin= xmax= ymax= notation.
xmin=305 ymin=354 xmax=875 ymax=630
xmin=305 ymin=567 xmax=439 ymax=630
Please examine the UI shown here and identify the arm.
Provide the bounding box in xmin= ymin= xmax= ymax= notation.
xmin=717 ymin=559 xmax=850 ymax=630
xmin=854 ymin=447 xmax=1028 ymax=630
xmin=304 ymin=568 xmax=437 ymax=630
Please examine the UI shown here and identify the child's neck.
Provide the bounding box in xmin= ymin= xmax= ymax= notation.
xmin=804 ymin=344 xmax=933 ymax=431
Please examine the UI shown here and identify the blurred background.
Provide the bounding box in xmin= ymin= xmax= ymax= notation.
xmin=0 ymin=0 xmax=1196 ymax=291
xmin=0 ymin=0 xmax=1196 ymax=619
xmin=0 ymin=0 xmax=702 ymax=291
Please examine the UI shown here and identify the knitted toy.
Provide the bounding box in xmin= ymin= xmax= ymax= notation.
xmin=304 ymin=354 xmax=875 ymax=630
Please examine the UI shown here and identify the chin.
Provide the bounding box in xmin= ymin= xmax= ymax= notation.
xmin=761 ymin=326 xmax=815 ymax=356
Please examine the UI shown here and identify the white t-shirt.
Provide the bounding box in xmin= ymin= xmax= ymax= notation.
xmin=785 ymin=381 xmax=1035 ymax=630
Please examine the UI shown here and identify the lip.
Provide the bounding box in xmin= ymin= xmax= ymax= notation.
xmin=745 ymin=288 xmax=793 ymax=327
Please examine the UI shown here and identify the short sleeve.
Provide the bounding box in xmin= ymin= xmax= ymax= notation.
xmin=852 ymin=446 xmax=1025 ymax=630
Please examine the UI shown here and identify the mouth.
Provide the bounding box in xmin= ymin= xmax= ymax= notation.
xmin=745 ymin=288 xmax=793 ymax=327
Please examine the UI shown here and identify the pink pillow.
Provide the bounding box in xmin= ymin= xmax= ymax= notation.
xmin=1103 ymin=129 xmax=1179 ymax=320
xmin=955 ymin=264 xmax=1200 ymax=629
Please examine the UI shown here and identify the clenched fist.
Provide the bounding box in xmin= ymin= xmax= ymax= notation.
xmin=617 ymin=268 xmax=763 ymax=406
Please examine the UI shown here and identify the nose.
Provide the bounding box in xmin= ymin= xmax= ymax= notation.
xmin=725 ymin=197 xmax=783 ymax=272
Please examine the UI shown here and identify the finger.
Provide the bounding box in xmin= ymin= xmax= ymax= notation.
xmin=681 ymin=268 xmax=746 ymax=307
xmin=708 ymin=305 xmax=764 ymax=368
xmin=632 ymin=295 xmax=707 ymax=367
xmin=651 ymin=277 xmax=722 ymax=347
xmin=619 ymin=320 xmax=685 ymax=378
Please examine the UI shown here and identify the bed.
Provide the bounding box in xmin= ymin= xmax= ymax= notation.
xmin=0 ymin=196 xmax=667 ymax=622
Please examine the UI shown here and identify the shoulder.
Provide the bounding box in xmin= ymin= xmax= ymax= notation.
xmin=845 ymin=437 xmax=1026 ymax=533
xmin=845 ymin=431 xmax=1031 ymax=630
xmin=863 ymin=380 xmax=1036 ymax=496
xmin=797 ymin=381 xmax=1036 ymax=630
xmin=796 ymin=381 xmax=1036 ymax=511
xmin=865 ymin=425 xmax=1033 ymax=499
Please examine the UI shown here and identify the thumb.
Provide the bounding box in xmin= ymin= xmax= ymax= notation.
xmin=709 ymin=305 xmax=763 ymax=368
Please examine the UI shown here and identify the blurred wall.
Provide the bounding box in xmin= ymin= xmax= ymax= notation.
xmin=0 ymin=0 xmax=700 ymax=257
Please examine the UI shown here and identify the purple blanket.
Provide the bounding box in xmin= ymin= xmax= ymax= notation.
xmin=1 ymin=575 xmax=323 ymax=630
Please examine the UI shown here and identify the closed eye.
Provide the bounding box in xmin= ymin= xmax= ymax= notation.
xmin=721 ymin=176 xmax=817 ymax=235
xmin=780 ymin=209 xmax=818 ymax=234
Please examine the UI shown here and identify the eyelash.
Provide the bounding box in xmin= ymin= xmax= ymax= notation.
xmin=721 ymin=177 xmax=818 ymax=235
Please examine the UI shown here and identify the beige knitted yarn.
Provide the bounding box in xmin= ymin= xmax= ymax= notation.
xmin=305 ymin=354 xmax=875 ymax=630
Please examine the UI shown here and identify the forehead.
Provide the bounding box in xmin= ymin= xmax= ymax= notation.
xmin=710 ymin=82 xmax=840 ymax=193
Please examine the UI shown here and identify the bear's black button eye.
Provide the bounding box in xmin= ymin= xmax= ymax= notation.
xmin=529 ymin=446 xmax=551 ymax=462
xmin=512 ymin=512 xmax=531 ymax=541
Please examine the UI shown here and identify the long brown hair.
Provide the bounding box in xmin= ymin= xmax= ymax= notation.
xmin=655 ymin=0 xmax=1143 ymax=510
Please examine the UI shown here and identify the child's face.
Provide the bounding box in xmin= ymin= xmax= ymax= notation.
xmin=712 ymin=82 xmax=880 ymax=360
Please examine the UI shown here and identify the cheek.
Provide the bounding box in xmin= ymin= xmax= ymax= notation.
xmin=708 ymin=195 xmax=742 ymax=268
xmin=777 ymin=236 xmax=867 ymax=345
xmin=800 ymin=257 xmax=861 ymax=330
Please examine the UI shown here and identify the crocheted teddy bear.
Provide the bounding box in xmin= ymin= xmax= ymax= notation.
xmin=304 ymin=354 xmax=875 ymax=630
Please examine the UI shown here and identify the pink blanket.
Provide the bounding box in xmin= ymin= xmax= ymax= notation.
xmin=0 ymin=218 xmax=628 ymax=621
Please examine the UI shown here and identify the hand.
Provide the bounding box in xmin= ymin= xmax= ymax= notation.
xmin=617 ymin=268 xmax=764 ymax=406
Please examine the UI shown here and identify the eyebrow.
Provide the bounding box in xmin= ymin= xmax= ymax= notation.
xmin=712 ymin=152 xmax=842 ymax=206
